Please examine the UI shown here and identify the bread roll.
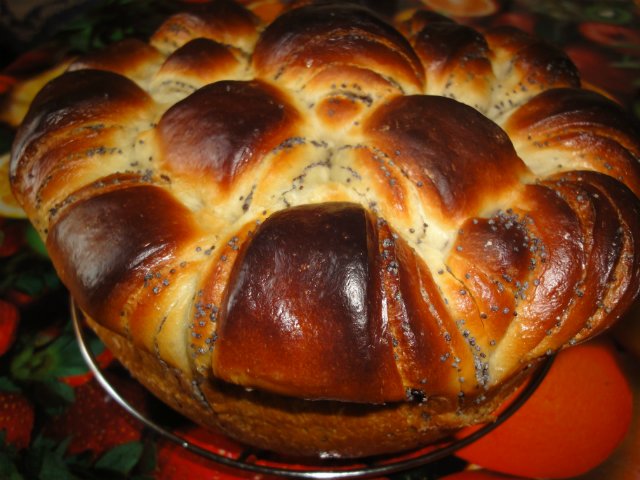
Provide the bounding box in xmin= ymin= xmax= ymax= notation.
xmin=9 ymin=0 xmax=640 ymax=458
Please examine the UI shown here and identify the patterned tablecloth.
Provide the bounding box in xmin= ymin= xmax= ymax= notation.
xmin=0 ymin=1 xmax=639 ymax=479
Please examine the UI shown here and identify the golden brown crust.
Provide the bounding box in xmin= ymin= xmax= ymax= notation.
xmin=67 ymin=38 xmax=165 ymax=87
xmin=214 ymin=203 xmax=403 ymax=403
xmin=157 ymin=80 xmax=299 ymax=187
xmin=10 ymin=69 xmax=155 ymax=227
xmin=503 ymin=88 xmax=640 ymax=193
xmin=365 ymin=95 xmax=529 ymax=222
xmin=47 ymin=185 xmax=200 ymax=322
xmin=10 ymin=0 xmax=640 ymax=458
xmin=87 ymin=312 xmax=533 ymax=458
xmin=253 ymin=3 xmax=425 ymax=92
xmin=150 ymin=0 xmax=260 ymax=55
xmin=157 ymin=38 xmax=241 ymax=84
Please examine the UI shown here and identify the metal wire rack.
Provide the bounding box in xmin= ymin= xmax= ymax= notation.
xmin=71 ymin=298 xmax=554 ymax=479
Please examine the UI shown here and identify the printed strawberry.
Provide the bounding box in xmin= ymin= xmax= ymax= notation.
xmin=0 ymin=220 xmax=24 ymax=257
xmin=0 ymin=74 xmax=16 ymax=95
xmin=59 ymin=348 xmax=115 ymax=387
xmin=565 ymin=42 xmax=637 ymax=102
xmin=44 ymin=373 xmax=147 ymax=457
xmin=0 ymin=299 xmax=20 ymax=356
xmin=4 ymin=289 xmax=37 ymax=308
xmin=579 ymin=22 xmax=640 ymax=54
xmin=489 ymin=12 xmax=537 ymax=34
xmin=156 ymin=425 xmax=247 ymax=480
xmin=0 ymin=391 xmax=35 ymax=449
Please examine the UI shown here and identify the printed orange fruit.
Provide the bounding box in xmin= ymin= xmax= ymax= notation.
xmin=456 ymin=338 xmax=633 ymax=479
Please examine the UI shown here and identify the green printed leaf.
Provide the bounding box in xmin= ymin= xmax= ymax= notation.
xmin=11 ymin=323 xmax=104 ymax=382
xmin=0 ymin=377 xmax=20 ymax=393
xmin=26 ymin=436 xmax=80 ymax=480
xmin=0 ymin=451 xmax=23 ymax=480
xmin=39 ymin=450 xmax=79 ymax=480
xmin=94 ymin=442 xmax=144 ymax=475
xmin=0 ymin=126 xmax=14 ymax=155
xmin=34 ymin=380 xmax=75 ymax=415
xmin=133 ymin=441 xmax=156 ymax=476
xmin=0 ymin=250 xmax=60 ymax=297
xmin=25 ymin=225 xmax=49 ymax=258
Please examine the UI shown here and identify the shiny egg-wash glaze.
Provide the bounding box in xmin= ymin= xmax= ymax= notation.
xmin=9 ymin=0 xmax=640 ymax=457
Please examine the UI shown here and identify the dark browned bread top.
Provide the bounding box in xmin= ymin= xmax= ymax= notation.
xmin=10 ymin=1 xmax=640 ymax=409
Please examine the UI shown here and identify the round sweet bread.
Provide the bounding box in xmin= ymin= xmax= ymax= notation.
xmin=9 ymin=0 xmax=640 ymax=458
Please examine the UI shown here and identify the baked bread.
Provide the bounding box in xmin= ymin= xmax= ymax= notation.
xmin=9 ymin=0 xmax=640 ymax=458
